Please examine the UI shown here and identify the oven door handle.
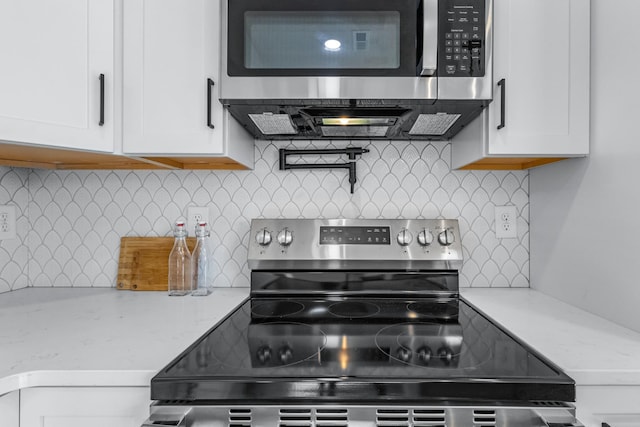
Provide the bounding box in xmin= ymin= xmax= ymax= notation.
xmin=421 ymin=0 xmax=439 ymax=76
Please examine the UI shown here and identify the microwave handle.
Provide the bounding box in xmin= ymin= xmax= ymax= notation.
xmin=421 ymin=0 xmax=439 ymax=76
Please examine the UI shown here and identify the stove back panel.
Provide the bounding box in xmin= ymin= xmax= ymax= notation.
xmin=248 ymin=218 xmax=464 ymax=273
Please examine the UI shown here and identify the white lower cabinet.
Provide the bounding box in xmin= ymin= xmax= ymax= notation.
xmin=20 ymin=387 xmax=150 ymax=427
xmin=0 ymin=391 xmax=19 ymax=427
xmin=576 ymin=386 xmax=640 ymax=427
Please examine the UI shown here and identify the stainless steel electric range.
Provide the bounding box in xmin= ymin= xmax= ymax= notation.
xmin=143 ymin=219 xmax=582 ymax=427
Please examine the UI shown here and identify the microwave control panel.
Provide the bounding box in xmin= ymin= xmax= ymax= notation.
xmin=439 ymin=0 xmax=486 ymax=77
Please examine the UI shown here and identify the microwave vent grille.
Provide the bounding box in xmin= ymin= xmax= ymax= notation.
xmin=409 ymin=113 xmax=461 ymax=136
xmin=249 ymin=113 xmax=298 ymax=135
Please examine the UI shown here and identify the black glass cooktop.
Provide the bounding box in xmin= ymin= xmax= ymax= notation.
xmin=151 ymin=297 xmax=575 ymax=403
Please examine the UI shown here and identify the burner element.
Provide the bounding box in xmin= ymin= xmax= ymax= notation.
xmin=328 ymin=301 xmax=381 ymax=318
xmin=252 ymin=300 xmax=305 ymax=318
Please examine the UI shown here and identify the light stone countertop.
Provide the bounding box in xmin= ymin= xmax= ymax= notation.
xmin=0 ymin=287 xmax=249 ymax=396
xmin=461 ymin=288 xmax=640 ymax=386
xmin=1 ymin=287 xmax=640 ymax=398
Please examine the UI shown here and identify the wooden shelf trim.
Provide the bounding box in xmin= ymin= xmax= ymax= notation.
xmin=0 ymin=143 xmax=250 ymax=170
xmin=456 ymin=157 xmax=568 ymax=170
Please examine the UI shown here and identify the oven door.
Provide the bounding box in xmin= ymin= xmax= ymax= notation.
xmin=225 ymin=0 xmax=431 ymax=77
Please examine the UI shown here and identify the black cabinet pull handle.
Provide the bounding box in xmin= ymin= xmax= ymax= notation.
xmin=497 ymin=78 xmax=506 ymax=130
xmin=99 ymin=74 xmax=105 ymax=126
xmin=207 ymin=78 xmax=215 ymax=129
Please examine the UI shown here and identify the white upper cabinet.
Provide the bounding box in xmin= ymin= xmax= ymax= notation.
xmin=123 ymin=0 xmax=253 ymax=167
xmin=0 ymin=0 xmax=116 ymax=153
xmin=452 ymin=0 xmax=590 ymax=170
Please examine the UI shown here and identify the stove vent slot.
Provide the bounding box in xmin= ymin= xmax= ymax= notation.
xmin=315 ymin=408 xmax=348 ymax=427
xmin=473 ymin=409 xmax=496 ymax=426
xmin=413 ymin=409 xmax=446 ymax=427
xmin=376 ymin=409 xmax=410 ymax=427
xmin=531 ymin=401 xmax=570 ymax=407
xmin=160 ymin=400 xmax=191 ymax=405
xmin=279 ymin=408 xmax=312 ymax=427
xmin=228 ymin=408 xmax=252 ymax=427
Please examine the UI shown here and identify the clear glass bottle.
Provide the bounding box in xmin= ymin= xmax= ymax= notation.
xmin=168 ymin=221 xmax=192 ymax=296
xmin=191 ymin=221 xmax=212 ymax=296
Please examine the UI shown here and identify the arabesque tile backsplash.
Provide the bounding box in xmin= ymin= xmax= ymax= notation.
xmin=0 ymin=167 xmax=29 ymax=293
xmin=0 ymin=140 xmax=529 ymax=293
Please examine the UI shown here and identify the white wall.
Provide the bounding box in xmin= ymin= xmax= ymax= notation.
xmin=530 ymin=0 xmax=640 ymax=332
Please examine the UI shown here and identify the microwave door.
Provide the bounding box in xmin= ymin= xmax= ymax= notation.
xmin=225 ymin=0 xmax=422 ymax=77
xmin=220 ymin=0 xmax=439 ymax=102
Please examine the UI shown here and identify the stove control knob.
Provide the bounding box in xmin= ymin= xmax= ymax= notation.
xmin=417 ymin=346 xmax=432 ymax=364
xmin=437 ymin=229 xmax=455 ymax=246
xmin=438 ymin=347 xmax=454 ymax=365
xmin=277 ymin=228 xmax=293 ymax=246
xmin=255 ymin=228 xmax=272 ymax=246
xmin=256 ymin=346 xmax=272 ymax=365
xmin=417 ymin=229 xmax=434 ymax=246
xmin=278 ymin=345 xmax=293 ymax=365
xmin=397 ymin=229 xmax=413 ymax=246
xmin=396 ymin=347 xmax=412 ymax=362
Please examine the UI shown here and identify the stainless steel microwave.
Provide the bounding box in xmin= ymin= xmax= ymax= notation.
xmin=220 ymin=0 xmax=493 ymax=140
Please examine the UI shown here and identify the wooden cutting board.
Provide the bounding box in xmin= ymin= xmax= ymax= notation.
xmin=117 ymin=237 xmax=196 ymax=291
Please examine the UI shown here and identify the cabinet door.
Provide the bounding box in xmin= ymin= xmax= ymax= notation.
xmin=576 ymin=386 xmax=640 ymax=427
xmin=487 ymin=0 xmax=589 ymax=156
xmin=123 ymin=0 xmax=224 ymax=155
xmin=0 ymin=391 xmax=19 ymax=427
xmin=20 ymin=387 xmax=150 ymax=427
xmin=0 ymin=0 xmax=115 ymax=153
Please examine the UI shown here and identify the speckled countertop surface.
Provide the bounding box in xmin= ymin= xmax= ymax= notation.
xmin=462 ymin=288 xmax=640 ymax=386
xmin=0 ymin=287 xmax=249 ymax=395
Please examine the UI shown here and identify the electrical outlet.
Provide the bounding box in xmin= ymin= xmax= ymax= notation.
xmin=187 ymin=206 xmax=210 ymax=235
xmin=495 ymin=205 xmax=517 ymax=239
xmin=0 ymin=205 xmax=17 ymax=240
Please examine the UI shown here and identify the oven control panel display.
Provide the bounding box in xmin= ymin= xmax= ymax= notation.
xmin=320 ymin=226 xmax=391 ymax=245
